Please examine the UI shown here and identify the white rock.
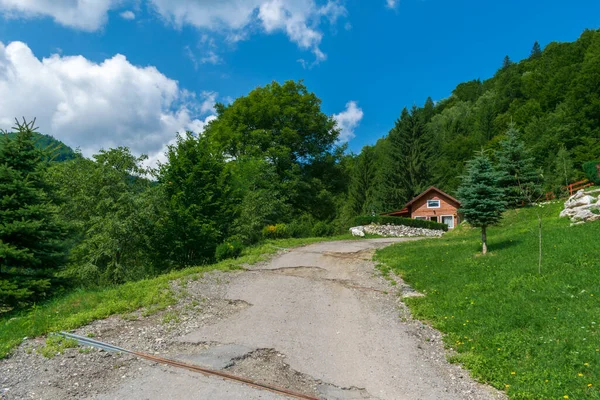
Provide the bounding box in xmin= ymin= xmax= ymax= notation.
xmin=571 ymin=209 xmax=596 ymax=222
xmin=565 ymin=195 xmax=596 ymax=208
xmin=349 ymin=227 xmax=365 ymax=237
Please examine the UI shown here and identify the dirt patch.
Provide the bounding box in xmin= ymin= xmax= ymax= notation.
xmin=0 ymin=270 xmax=251 ymax=400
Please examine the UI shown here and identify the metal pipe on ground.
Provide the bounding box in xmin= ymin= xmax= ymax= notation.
xmin=57 ymin=332 xmax=318 ymax=400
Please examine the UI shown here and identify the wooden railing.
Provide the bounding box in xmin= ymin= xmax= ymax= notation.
xmin=544 ymin=179 xmax=594 ymax=200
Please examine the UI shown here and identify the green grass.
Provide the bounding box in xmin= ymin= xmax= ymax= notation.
xmin=376 ymin=202 xmax=600 ymax=399
xmin=0 ymin=236 xmax=343 ymax=359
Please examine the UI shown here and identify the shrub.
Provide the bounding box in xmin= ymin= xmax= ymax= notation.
xmin=582 ymin=161 xmax=600 ymax=185
xmin=311 ymin=221 xmax=334 ymax=237
xmin=262 ymin=223 xmax=290 ymax=239
xmin=287 ymin=219 xmax=313 ymax=238
xmin=215 ymin=239 xmax=245 ymax=261
xmin=352 ymin=215 xmax=448 ymax=232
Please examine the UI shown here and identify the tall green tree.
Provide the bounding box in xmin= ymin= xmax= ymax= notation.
xmin=530 ymin=41 xmax=542 ymax=59
xmin=496 ymin=125 xmax=541 ymax=207
xmin=204 ymin=80 xmax=343 ymax=220
xmin=347 ymin=146 xmax=379 ymax=216
xmin=380 ymin=106 xmax=432 ymax=210
xmin=47 ymin=147 xmax=155 ymax=285
xmin=155 ymin=133 xmax=236 ymax=267
xmin=0 ymin=120 xmax=70 ymax=307
xmin=457 ymin=151 xmax=505 ymax=255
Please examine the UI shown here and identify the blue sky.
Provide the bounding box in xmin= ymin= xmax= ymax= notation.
xmin=0 ymin=0 xmax=598 ymax=164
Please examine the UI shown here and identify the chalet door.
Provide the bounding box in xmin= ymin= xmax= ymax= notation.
xmin=429 ymin=216 xmax=438 ymax=223
xmin=441 ymin=215 xmax=454 ymax=229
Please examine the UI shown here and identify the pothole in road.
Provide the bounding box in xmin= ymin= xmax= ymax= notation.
xmin=225 ymin=348 xmax=381 ymax=399
xmin=171 ymin=345 xmax=380 ymax=399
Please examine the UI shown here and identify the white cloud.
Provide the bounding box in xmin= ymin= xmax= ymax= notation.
xmin=386 ymin=0 xmax=398 ymax=9
xmin=0 ymin=0 xmax=117 ymax=31
xmin=0 ymin=41 xmax=215 ymax=165
xmin=120 ymin=10 xmax=135 ymax=20
xmin=0 ymin=0 xmax=345 ymax=63
xmin=332 ymin=101 xmax=363 ymax=143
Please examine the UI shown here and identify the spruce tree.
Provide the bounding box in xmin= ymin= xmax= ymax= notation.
xmin=0 ymin=119 xmax=69 ymax=308
xmin=380 ymin=106 xmax=431 ymax=211
xmin=347 ymin=146 xmax=378 ymax=216
xmin=502 ymin=55 xmax=513 ymax=70
xmin=456 ymin=151 xmax=505 ymax=255
xmin=530 ymin=41 xmax=542 ymax=59
xmin=496 ymin=125 xmax=541 ymax=207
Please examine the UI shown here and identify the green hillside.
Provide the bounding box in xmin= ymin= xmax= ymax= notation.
xmin=376 ymin=201 xmax=600 ymax=399
xmin=350 ymin=29 xmax=600 ymax=214
xmin=1 ymin=132 xmax=77 ymax=162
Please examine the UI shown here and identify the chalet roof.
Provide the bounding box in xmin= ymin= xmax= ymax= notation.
xmin=382 ymin=186 xmax=461 ymax=216
xmin=404 ymin=186 xmax=461 ymax=208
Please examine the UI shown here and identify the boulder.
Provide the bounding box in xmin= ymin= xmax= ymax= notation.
xmin=349 ymin=226 xmax=365 ymax=237
xmin=565 ymin=195 xmax=596 ymax=209
xmin=571 ymin=209 xmax=597 ymax=222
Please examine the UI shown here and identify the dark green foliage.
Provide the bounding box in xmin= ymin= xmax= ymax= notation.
xmin=495 ymin=125 xmax=541 ymax=206
xmin=582 ymin=160 xmax=600 ymax=184
xmin=352 ymin=215 xmax=448 ymax=232
xmin=380 ymin=106 xmax=433 ymax=211
xmin=311 ymin=220 xmax=335 ymax=237
xmin=346 ymin=146 xmax=379 ymax=216
xmin=548 ymin=146 xmax=577 ymax=195
xmin=0 ymin=120 xmax=70 ymax=308
xmin=155 ymin=133 xmax=236 ymax=268
xmin=457 ymin=152 xmax=505 ymax=228
xmin=215 ymin=240 xmax=244 ymax=261
xmin=530 ymin=41 xmax=542 ymax=59
xmin=456 ymin=151 xmax=505 ymax=254
xmin=47 ymin=148 xmax=155 ymax=285
xmin=0 ymin=132 xmax=77 ymax=162
xmin=205 ymin=80 xmax=344 ymax=222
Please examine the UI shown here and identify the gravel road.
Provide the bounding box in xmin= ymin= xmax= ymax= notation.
xmin=0 ymin=238 xmax=505 ymax=400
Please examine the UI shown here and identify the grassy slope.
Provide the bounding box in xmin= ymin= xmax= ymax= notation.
xmin=376 ymin=202 xmax=600 ymax=399
xmin=0 ymin=235 xmax=355 ymax=359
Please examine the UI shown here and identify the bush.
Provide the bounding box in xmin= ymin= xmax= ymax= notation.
xmin=352 ymin=215 xmax=448 ymax=232
xmin=582 ymin=161 xmax=600 ymax=185
xmin=262 ymin=224 xmax=290 ymax=239
xmin=215 ymin=240 xmax=245 ymax=261
xmin=311 ymin=221 xmax=334 ymax=237
xmin=287 ymin=219 xmax=313 ymax=238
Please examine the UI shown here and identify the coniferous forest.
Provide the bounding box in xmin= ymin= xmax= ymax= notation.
xmin=2 ymin=29 xmax=600 ymax=310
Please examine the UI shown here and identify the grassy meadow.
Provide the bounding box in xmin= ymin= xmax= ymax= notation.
xmin=376 ymin=201 xmax=600 ymax=399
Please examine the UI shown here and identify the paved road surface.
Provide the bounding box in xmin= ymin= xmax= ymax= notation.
xmin=96 ymin=239 xmax=504 ymax=400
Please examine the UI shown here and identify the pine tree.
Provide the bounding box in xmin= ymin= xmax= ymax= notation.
xmin=380 ymin=106 xmax=431 ymax=211
xmin=496 ymin=125 xmax=541 ymax=207
xmin=530 ymin=41 xmax=542 ymax=59
xmin=347 ymin=146 xmax=378 ymax=216
xmin=456 ymin=151 xmax=505 ymax=255
xmin=502 ymin=55 xmax=513 ymax=70
xmin=0 ymin=119 xmax=69 ymax=308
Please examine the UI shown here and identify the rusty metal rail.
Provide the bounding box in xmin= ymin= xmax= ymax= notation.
xmin=57 ymin=332 xmax=318 ymax=400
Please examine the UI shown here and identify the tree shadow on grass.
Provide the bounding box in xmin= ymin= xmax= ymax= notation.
xmin=489 ymin=238 xmax=522 ymax=252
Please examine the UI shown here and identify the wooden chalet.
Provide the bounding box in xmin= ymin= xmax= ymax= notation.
xmin=383 ymin=186 xmax=461 ymax=229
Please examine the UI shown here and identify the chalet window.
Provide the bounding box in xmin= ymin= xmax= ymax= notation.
xmin=414 ymin=216 xmax=427 ymax=220
xmin=427 ymin=200 xmax=441 ymax=208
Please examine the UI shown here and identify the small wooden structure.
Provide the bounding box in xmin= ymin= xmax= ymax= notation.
xmin=383 ymin=186 xmax=461 ymax=229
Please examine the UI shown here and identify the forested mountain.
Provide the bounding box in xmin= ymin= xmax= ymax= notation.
xmin=0 ymin=131 xmax=77 ymax=162
xmin=349 ymin=29 xmax=600 ymax=215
